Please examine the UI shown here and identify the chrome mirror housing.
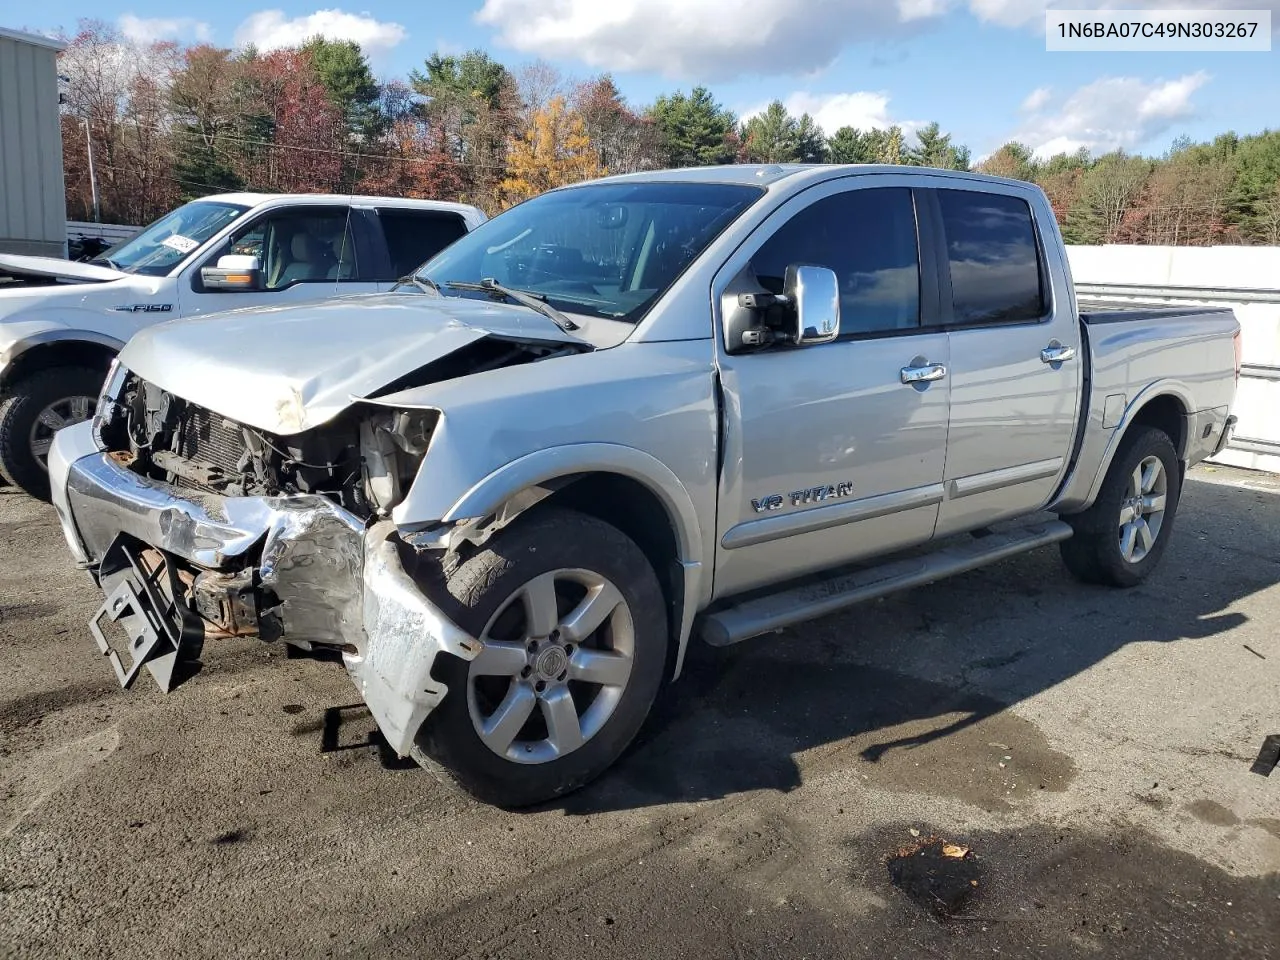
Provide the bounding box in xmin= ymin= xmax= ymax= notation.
xmin=784 ymin=264 xmax=840 ymax=345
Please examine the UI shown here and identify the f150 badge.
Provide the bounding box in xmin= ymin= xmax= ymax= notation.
xmin=752 ymin=481 xmax=854 ymax=513
xmin=111 ymin=303 xmax=173 ymax=313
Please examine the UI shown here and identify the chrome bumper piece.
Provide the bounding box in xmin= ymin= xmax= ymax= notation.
xmin=49 ymin=422 xmax=478 ymax=756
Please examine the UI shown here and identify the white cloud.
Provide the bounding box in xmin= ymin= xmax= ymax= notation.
xmin=897 ymin=0 xmax=950 ymax=21
xmin=1012 ymin=72 xmax=1210 ymax=158
xmin=118 ymin=14 xmax=212 ymax=45
xmin=233 ymin=9 xmax=407 ymax=56
xmin=475 ymin=0 xmax=921 ymax=81
xmin=1021 ymin=87 xmax=1051 ymax=112
xmin=474 ymin=0 xmax=1280 ymax=81
xmin=741 ymin=91 xmax=927 ymax=140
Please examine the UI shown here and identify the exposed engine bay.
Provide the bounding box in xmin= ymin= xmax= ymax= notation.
xmin=95 ymin=337 xmax=580 ymax=519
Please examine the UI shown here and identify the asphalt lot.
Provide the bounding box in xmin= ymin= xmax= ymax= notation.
xmin=2 ymin=464 xmax=1278 ymax=959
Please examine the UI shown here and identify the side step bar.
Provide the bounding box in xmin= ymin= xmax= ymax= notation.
xmin=699 ymin=520 xmax=1073 ymax=646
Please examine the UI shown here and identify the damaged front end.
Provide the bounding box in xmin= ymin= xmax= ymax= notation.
xmin=54 ymin=349 xmax=567 ymax=755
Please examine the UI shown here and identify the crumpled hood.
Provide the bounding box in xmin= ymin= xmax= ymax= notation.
xmin=0 ymin=253 xmax=127 ymax=284
xmin=118 ymin=292 xmax=585 ymax=434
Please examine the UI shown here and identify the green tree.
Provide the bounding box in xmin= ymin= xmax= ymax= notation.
xmin=1226 ymin=129 xmax=1280 ymax=241
xmin=1067 ymin=151 xmax=1152 ymax=244
xmin=646 ymin=87 xmax=737 ymax=166
xmin=865 ymin=126 xmax=907 ymax=164
xmin=908 ymin=121 xmax=968 ymax=170
xmin=410 ymin=49 xmax=519 ymax=211
xmin=169 ymin=45 xmax=244 ymax=198
xmin=826 ymin=126 xmax=875 ymax=164
xmin=741 ymin=101 xmax=796 ymax=163
xmin=412 ymin=49 xmax=512 ymax=110
xmin=793 ymin=113 xmax=827 ymax=163
xmin=978 ymin=141 xmax=1036 ymax=181
xmin=300 ymin=36 xmax=383 ymax=143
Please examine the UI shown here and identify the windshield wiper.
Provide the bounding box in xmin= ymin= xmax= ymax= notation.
xmin=89 ymin=256 xmax=120 ymax=270
xmin=391 ymin=274 xmax=440 ymax=295
xmin=443 ymin=278 xmax=580 ymax=332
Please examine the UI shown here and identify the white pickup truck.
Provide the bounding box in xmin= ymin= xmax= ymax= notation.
xmin=0 ymin=193 xmax=485 ymax=498
xmin=50 ymin=165 xmax=1241 ymax=807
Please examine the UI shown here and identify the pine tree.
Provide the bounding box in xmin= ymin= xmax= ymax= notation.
xmin=646 ymin=87 xmax=737 ymax=167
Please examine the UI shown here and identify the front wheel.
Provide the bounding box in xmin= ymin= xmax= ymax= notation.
xmin=1059 ymin=425 xmax=1181 ymax=587
xmin=0 ymin=365 xmax=103 ymax=501
xmin=416 ymin=507 xmax=669 ymax=807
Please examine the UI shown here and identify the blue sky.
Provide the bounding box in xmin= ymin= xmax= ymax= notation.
xmin=14 ymin=0 xmax=1280 ymax=158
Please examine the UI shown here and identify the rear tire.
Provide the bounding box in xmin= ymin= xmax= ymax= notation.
xmin=1059 ymin=426 xmax=1181 ymax=587
xmin=416 ymin=507 xmax=669 ymax=808
xmin=0 ymin=366 xmax=103 ymax=501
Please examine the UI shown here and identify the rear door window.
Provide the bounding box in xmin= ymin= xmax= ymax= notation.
xmin=936 ymin=189 xmax=1045 ymax=325
xmin=376 ymin=209 xmax=469 ymax=279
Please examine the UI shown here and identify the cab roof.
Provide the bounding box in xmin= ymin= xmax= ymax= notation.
xmin=193 ymin=193 xmax=483 ymax=216
xmin=591 ymin=163 xmax=1036 ymax=192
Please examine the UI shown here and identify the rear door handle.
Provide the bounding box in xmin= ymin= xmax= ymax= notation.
xmin=900 ymin=362 xmax=947 ymax=384
xmin=1040 ymin=342 xmax=1077 ymax=364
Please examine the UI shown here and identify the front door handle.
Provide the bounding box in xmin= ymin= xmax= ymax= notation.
xmin=1040 ymin=341 xmax=1077 ymax=364
xmin=900 ymin=362 xmax=947 ymax=384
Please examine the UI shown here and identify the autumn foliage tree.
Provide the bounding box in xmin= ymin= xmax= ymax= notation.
xmin=500 ymin=97 xmax=604 ymax=205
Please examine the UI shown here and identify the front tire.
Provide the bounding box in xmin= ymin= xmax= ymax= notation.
xmin=1059 ymin=425 xmax=1181 ymax=587
xmin=416 ymin=507 xmax=669 ymax=808
xmin=0 ymin=366 xmax=103 ymax=501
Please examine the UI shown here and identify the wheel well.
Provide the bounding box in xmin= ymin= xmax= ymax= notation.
xmin=541 ymin=473 xmax=684 ymax=674
xmin=0 ymin=340 xmax=117 ymax=393
xmin=1129 ymin=394 xmax=1187 ymax=461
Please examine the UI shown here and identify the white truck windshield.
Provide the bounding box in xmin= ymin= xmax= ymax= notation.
xmin=92 ymin=201 xmax=250 ymax=277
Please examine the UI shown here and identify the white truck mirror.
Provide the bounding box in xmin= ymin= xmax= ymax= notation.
xmin=201 ymin=254 xmax=264 ymax=292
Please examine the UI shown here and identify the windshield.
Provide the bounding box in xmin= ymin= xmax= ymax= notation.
xmin=93 ymin=201 xmax=249 ymax=277
xmin=416 ymin=182 xmax=763 ymax=323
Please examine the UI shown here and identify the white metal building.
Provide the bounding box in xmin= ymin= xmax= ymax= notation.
xmin=0 ymin=27 xmax=67 ymax=258
xmin=1068 ymin=244 xmax=1280 ymax=474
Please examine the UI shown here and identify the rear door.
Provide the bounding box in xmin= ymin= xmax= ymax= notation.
xmin=367 ymin=207 xmax=470 ymax=287
xmin=927 ymin=185 xmax=1083 ymax=537
xmin=712 ymin=176 xmax=951 ymax=597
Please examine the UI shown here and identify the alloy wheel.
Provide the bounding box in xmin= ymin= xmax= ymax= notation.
xmin=467 ymin=568 xmax=635 ymax=764
xmin=29 ymin=395 xmax=96 ymax=471
xmin=1118 ymin=455 xmax=1168 ymax=563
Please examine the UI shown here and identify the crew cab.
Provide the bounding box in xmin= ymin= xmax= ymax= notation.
xmin=48 ymin=165 xmax=1240 ymax=807
xmin=0 ymin=193 xmax=485 ymax=498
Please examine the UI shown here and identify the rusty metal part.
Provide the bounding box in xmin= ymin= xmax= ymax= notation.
xmin=191 ymin=568 xmax=259 ymax=638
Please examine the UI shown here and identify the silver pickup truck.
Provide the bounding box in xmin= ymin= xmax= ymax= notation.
xmin=49 ymin=165 xmax=1241 ymax=807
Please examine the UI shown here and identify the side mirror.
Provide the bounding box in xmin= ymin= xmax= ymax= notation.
xmin=201 ymin=254 xmax=264 ymax=292
xmin=783 ymin=264 xmax=840 ymax=345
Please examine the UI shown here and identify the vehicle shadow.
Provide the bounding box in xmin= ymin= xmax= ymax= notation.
xmin=550 ymin=472 xmax=1279 ymax=815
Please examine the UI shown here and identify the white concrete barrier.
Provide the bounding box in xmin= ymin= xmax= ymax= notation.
xmin=1067 ymin=245 xmax=1280 ymax=474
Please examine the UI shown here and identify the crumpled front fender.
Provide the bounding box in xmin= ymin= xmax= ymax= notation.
xmin=348 ymin=522 xmax=481 ymax=755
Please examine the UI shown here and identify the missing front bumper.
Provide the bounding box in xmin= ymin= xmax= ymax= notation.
xmin=55 ymin=441 xmax=480 ymax=756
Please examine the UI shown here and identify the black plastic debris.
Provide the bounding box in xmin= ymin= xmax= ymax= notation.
xmin=887 ymin=838 xmax=982 ymax=918
xmin=1250 ymin=734 xmax=1280 ymax=777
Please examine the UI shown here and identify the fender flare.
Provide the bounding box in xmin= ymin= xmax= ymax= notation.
xmin=437 ymin=442 xmax=707 ymax=678
xmin=0 ymin=327 xmax=125 ymax=370
xmin=1079 ymin=379 xmax=1195 ymax=508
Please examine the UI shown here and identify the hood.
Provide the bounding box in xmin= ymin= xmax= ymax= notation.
xmin=118 ymin=292 xmax=587 ymax=434
xmin=0 ymin=253 xmax=128 ymax=284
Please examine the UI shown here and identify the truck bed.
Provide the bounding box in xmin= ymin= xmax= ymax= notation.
xmin=1053 ymin=301 xmax=1239 ymax=513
